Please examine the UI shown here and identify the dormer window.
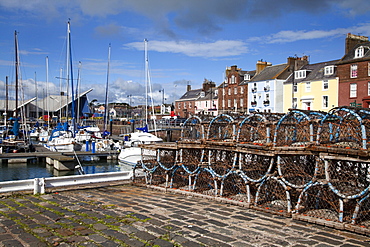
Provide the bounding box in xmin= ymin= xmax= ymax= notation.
xmin=230 ymin=75 xmax=236 ymax=84
xmin=355 ymin=46 xmax=369 ymax=58
xmin=295 ymin=70 xmax=309 ymax=79
xmin=200 ymin=92 xmax=205 ymax=97
xmin=324 ymin=65 xmax=335 ymax=75
xmin=244 ymin=74 xmax=250 ymax=81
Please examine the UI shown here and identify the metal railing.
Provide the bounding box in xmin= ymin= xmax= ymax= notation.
xmin=0 ymin=171 xmax=137 ymax=194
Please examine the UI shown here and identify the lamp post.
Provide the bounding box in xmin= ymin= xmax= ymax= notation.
xmin=127 ymin=94 xmax=132 ymax=119
xmin=159 ymin=89 xmax=166 ymax=114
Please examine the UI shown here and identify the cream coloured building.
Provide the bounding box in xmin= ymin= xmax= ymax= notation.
xmin=283 ymin=60 xmax=339 ymax=112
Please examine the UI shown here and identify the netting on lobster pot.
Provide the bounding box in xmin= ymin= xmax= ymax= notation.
xmin=237 ymin=112 xmax=283 ymax=144
xmin=324 ymin=156 xmax=370 ymax=199
xmin=220 ymin=172 xmax=252 ymax=203
xmin=179 ymin=148 xmax=206 ymax=174
xmin=207 ymin=149 xmax=237 ymax=178
xmin=317 ymin=106 xmax=369 ymax=149
xmin=277 ymin=154 xmax=320 ymax=188
xmin=238 ymin=152 xmax=275 ymax=183
xmin=192 ymin=169 xmax=219 ymax=196
xmin=352 ymin=194 xmax=370 ymax=228
xmin=157 ymin=148 xmax=177 ymax=171
xmin=273 ymin=109 xmax=324 ymax=147
xmin=295 ymin=182 xmax=349 ymax=222
xmin=139 ymin=148 xmax=164 ymax=186
xmin=255 ymin=176 xmax=293 ymax=213
xmin=206 ymin=114 xmax=235 ymax=141
xmin=180 ymin=116 xmax=204 ymax=142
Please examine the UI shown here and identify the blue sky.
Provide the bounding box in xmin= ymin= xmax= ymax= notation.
xmin=0 ymin=0 xmax=370 ymax=106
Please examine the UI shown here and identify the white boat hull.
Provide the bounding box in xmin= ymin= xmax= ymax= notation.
xmin=118 ymin=147 xmax=156 ymax=166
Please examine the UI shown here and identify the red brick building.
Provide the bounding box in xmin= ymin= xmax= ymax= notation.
xmin=337 ymin=33 xmax=370 ymax=107
xmin=218 ymin=65 xmax=256 ymax=114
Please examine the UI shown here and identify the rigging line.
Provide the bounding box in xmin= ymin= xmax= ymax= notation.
xmin=103 ymin=44 xmax=111 ymax=132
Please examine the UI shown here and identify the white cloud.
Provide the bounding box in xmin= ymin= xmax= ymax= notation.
xmin=124 ymin=40 xmax=248 ymax=58
xmin=249 ymin=23 xmax=370 ymax=44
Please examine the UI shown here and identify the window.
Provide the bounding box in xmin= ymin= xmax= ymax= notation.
xmin=324 ymin=66 xmax=335 ymax=75
xmin=323 ymin=80 xmax=329 ymax=90
xmin=292 ymin=98 xmax=297 ymax=109
xmin=240 ymin=86 xmax=244 ymax=94
xmin=244 ymin=74 xmax=250 ymax=80
xmin=293 ymin=82 xmax=297 ymax=93
xmin=368 ymin=62 xmax=370 ymax=76
xmin=323 ymin=96 xmax=329 ymax=108
xmin=222 ymin=99 xmax=225 ymax=108
xmin=200 ymin=92 xmax=205 ymax=97
xmin=350 ymin=83 xmax=357 ymax=97
xmin=231 ymin=75 xmax=235 ymax=84
xmin=228 ymin=99 xmax=231 ymax=107
xmin=368 ymin=81 xmax=370 ymax=96
xmin=351 ymin=64 xmax=358 ymax=78
xmin=354 ymin=46 xmax=369 ymax=58
xmin=240 ymin=98 xmax=244 ymax=107
xmin=234 ymin=99 xmax=237 ymax=108
xmin=189 ymin=102 xmax=192 ymax=108
xmin=295 ymin=70 xmax=308 ymax=79
xmin=234 ymin=87 xmax=237 ymax=95
xmin=205 ymin=101 xmax=208 ymax=107
xmin=178 ymin=103 xmax=180 ymax=109
xmin=228 ymin=88 xmax=231 ymax=95
xmin=266 ymin=93 xmax=270 ymax=101
xmin=305 ymin=82 xmax=311 ymax=92
xmin=252 ymin=83 xmax=257 ymax=92
xmin=184 ymin=102 xmax=187 ymax=108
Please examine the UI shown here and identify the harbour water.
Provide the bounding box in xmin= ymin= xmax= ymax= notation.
xmin=0 ymin=159 xmax=132 ymax=182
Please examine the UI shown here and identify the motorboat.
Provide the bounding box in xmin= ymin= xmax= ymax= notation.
xmin=118 ymin=132 xmax=162 ymax=166
xmin=122 ymin=132 xmax=163 ymax=147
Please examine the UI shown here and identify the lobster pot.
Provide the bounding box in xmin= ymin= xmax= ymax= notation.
xmin=318 ymin=107 xmax=367 ymax=149
xmin=169 ymin=165 xmax=192 ymax=190
xmin=352 ymin=194 xmax=370 ymax=227
xmin=237 ymin=115 xmax=268 ymax=143
xmin=295 ymin=182 xmax=352 ymax=222
xmin=221 ymin=172 xmax=252 ymax=203
xmin=238 ymin=153 xmax=275 ymax=183
xmin=207 ymin=114 xmax=235 ymax=141
xmin=180 ymin=116 xmax=204 ymax=141
xmin=323 ymin=156 xmax=370 ymax=199
xmin=277 ymin=154 xmax=319 ymax=188
xmin=158 ymin=148 xmax=177 ymax=170
xmin=192 ymin=169 xmax=219 ymax=196
xmin=255 ymin=177 xmax=293 ymax=214
xmin=179 ymin=148 xmax=206 ymax=174
xmin=208 ymin=149 xmax=237 ymax=177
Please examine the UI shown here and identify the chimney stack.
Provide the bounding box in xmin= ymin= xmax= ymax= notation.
xmin=345 ymin=33 xmax=368 ymax=54
xmin=256 ymin=60 xmax=271 ymax=74
xmin=187 ymin=84 xmax=191 ymax=92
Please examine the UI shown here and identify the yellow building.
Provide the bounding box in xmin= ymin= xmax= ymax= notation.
xmin=283 ymin=60 xmax=339 ymax=112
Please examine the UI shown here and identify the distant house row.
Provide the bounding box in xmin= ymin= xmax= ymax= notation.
xmin=175 ymin=33 xmax=370 ymax=118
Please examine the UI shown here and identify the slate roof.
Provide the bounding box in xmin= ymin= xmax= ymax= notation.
xmin=286 ymin=59 xmax=340 ymax=83
xmin=178 ymin=89 xmax=203 ymax=101
xmin=338 ymin=41 xmax=370 ymax=63
xmin=240 ymin=70 xmax=256 ymax=85
xmin=250 ymin=64 xmax=288 ymax=82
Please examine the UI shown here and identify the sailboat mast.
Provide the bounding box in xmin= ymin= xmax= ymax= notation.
xmin=14 ymin=30 xmax=19 ymax=118
xmin=144 ymin=39 xmax=148 ymax=125
xmin=76 ymin=61 xmax=82 ymax=124
xmin=103 ymin=44 xmax=111 ymax=132
xmin=67 ymin=20 xmax=76 ymax=136
xmin=46 ymin=56 xmax=50 ymax=126
xmin=65 ymin=21 xmax=70 ymax=122
xmin=34 ymin=72 xmax=38 ymax=118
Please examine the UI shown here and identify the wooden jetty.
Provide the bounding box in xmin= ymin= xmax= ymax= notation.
xmin=0 ymin=144 xmax=119 ymax=171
